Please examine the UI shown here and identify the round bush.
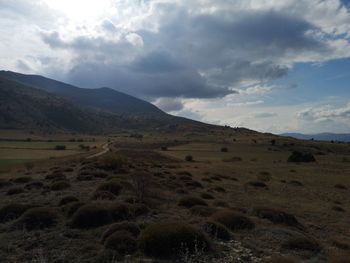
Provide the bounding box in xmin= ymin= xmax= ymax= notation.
xmin=13 ymin=207 xmax=59 ymax=230
xmin=59 ymin=196 xmax=79 ymax=206
xmin=211 ymin=209 xmax=254 ymax=231
xmin=6 ymin=187 xmax=24 ymax=195
xmin=50 ymin=180 xmax=71 ymax=191
xmin=25 ymin=181 xmax=44 ymax=190
xmin=287 ymin=151 xmax=316 ymax=163
xmin=139 ymin=220 xmax=211 ymax=258
xmin=0 ymin=203 xmax=32 ymax=223
xmin=104 ymin=230 xmax=137 ymax=255
xmin=64 ymin=201 xmax=85 ymax=217
xmin=97 ymin=180 xmax=122 ymax=195
xmin=130 ymin=203 xmax=150 ymax=216
xmin=101 ymin=222 xmax=140 ymax=243
xmin=69 ymin=203 xmax=113 ymax=228
xmin=178 ymin=197 xmax=208 ymax=208
xmin=45 ymin=172 xmax=66 ymax=181
xmin=13 ymin=176 xmax=32 ymax=184
xmin=282 ymin=236 xmax=321 ymax=251
xmin=203 ymin=221 xmax=232 ymax=241
xmin=109 ymin=202 xmax=131 ymax=221
xmin=91 ymin=191 xmax=117 ymax=201
xmin=201 ymin=193 xmax=215 ymax=200
xmin=190 ymin=205 xmax=217 ymax=217
xmin=253 ymin=207 xmax=302 ymax=228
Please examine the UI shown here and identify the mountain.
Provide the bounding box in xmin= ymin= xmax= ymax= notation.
xmin=281 ymin=133 xmax=350 ymax=142
xmin=0 ymin=71 xmax=163 ymax=116
xmin=0 ymin=72 xmax=207 ymax=133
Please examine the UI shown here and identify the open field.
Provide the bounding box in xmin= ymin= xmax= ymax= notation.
xmin=0 ymin=132 xmax=107 ymax=171
xmin=0 ymin=128 xmax=349 ymax=262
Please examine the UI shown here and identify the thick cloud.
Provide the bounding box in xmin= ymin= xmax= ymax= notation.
xmin=297 ymin=103 xmax=350 ymax=121
xmin=154 ymin=97 xmax=184 ymax=112
xmin=35 ymin=2 xmax=342 ymax=99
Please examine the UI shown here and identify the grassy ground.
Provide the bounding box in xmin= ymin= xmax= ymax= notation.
xmin=0 ymin=128 xmax=349 ymax=262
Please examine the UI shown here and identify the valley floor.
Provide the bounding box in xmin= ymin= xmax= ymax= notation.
xmin=0 ymin=128 xmax=349 ymax=262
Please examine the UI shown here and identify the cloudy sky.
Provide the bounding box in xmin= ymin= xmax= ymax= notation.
xmin=1 ymin=0 xmax=350 ymax=134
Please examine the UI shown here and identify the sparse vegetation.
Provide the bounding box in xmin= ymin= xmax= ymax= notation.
xmin=211 ymin=209 xmax=255 ymax=231
xmin=139 ymin=221 xmax=211 ymax=258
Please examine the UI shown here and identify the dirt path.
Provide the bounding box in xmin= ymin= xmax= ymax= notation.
xmin=86 ymin=142 xmax=110 ymax=159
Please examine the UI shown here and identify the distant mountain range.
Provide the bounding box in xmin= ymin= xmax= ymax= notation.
xmin=281 ymin=133 xmax=350 ymax=142
xmin=0 ymin=70 xmax=207 ymax=133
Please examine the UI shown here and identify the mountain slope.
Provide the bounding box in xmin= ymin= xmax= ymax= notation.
xmin=0 ymin=71 xmax=164 ymax=116
xmin=0 ymin=74 xmax=207 ymax=133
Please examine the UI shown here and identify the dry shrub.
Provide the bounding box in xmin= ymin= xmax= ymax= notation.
xmin=91 ymin=191 xmax=117 ymax=201
xmin=13 ymin=207 xmax=59 ymax=230
xmin=190 ymin=205 xmax=217 ymax=217
xmin=334 ymin=184 xmax=347 ymax=190
xmin=211 ymin=209 xmax=255 ymax=231
xmin=248 ymin=181 xmax=268 ymax=188
xmin=178 ymin=196 xmax=208 ymax=208
xmin=24 ymin=181 xmax=44 ymax=190
xmin=130 ymin=203 xmax=150 ymax=216
xmin=0 ymin=203 xmax=32 ymax=223
xmin=6 ymin=186 xmax=24 ymax=195
xmin=185 ymin=155 xmax=193 ymax=162
xmin=13 ymin=176 xmax=32 ymax=184
xmin=257 ymin=172 xmax=271 ymax=182
xmin=130 ymin=172 xmax=151 ymax=202
xmin=203 ymin=221 xmax=232 ymax=241
xmin=104 ymin=230 xmax=137 ymax=255
xmin=186 ymin=180 xmax=203 ymax=189
xmin=69 ymin=203 xmax=113 ymax=229
xmin=332 ymin=238 xmax=350 ymax=250
xmin=253 ymin=207 xmax=303 ymax=228
xmin=58 ymin=196 xmax=79 ymax=206
xmin=332 ymin=206 xmax=345 ymax=212
xmin=109 ymin=202 xmax=131 ymax=221
xmin=97 ymin=180 xmax=122 ymax=196
xmin=50 ymin=180 xmax=71 ymax=191
xmin=201 ymin=193 xmax=215 ymax=200
xmin=282 ymin=236 xmax=321 ymax=252
xmin=0 ymin=179 xmax=13 ymax=189
xmin=139 ymin=220 xmax=211 ymax=258
xmin=213 ymin=200 xmax=229 ymax=207
xmin=76 ymin=173 xmax=93 ymax=181
xmin=45 ymin=172 xmax=66 ymax=181
xmin=331 ymin=253 xmax=350 ymax=263
xmin=263 ymin=255 xmax=299 ymax=263
xmin=287 ymin=151 xmax=315 ymax=163
xmin=64 ymin=201 xmax=85 ymax=217
xmin=101 ymin=221 xmax=140 ymax=243
xmin=99 ymin=152 xmax=125 ymax=170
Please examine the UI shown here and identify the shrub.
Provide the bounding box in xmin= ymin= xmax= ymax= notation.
xmin=332 ymin=206 xmax=345 ymax=212
xmin=13 ymin=176 xmax=32 ymax=184
xmin=203 ymin=221 xmax=232 ymax=241
xmin=211 ymin=209 xmax=254 ymax=231
xmin=97 ymin=180 xmax=122 ymax=195
xmin=213 ymin=186 xmax=226 ymax=192
xmin=161 ymin=146 xmax=168 ymax=151
xmin=99 ymin=153 xmax=124 ymax=170
xmin=282 ymin=236 xmax=321 ymax=252
xmin=24 ymin=162 xmax=34 ymax=171
xmin=25 ymin=181 xmax=44 ymax=190
xmin=220 ymin=147 xmax=228 ymax=152
xmin=76 ymin=173 xmax=93 ymax=181
xmin=185 ymin=155 xmax=193 ymax=162
xmin=253 ymin=207 xmax=302 ymax=228
xmin=139 ymin=220 xmax=211 ymax=258
xmin=289 ymin=180 xmax=303 ymax=186
xmin=50 ymin=180 xmax=71 ymax=191
xmin=104 ymin=230 xmax=137 ymax=255
xmin=287 ymin=151 xmax=315 ymax=163
xmin=178 ymin=197 xmax=208 ymax=208
xmin=190 ymin=205 xmax=217 ymax=217
xmin=69 ymin=203 xmax=113 ymax=229
xmin=101 ymin=222 xmax=140 ymax=243
xmin=331 ymin=254 xmax=350 ymax=263
xmin=109 ymin=202 xmax=131 ymax=221
xmin=130 ymin=172 xmax=151 ymax=202
xmin=64 ymin=201 xmax=85 ymax=217
xmin=55 ymin=145 xmax=66 ymax=150
xmin=334 ymin=184 xmax=347 ymax=190
xmin=130 ymin=203 xmax=150 ymax=217
xmin=257 ymin=171 xmax=271 ymax=182
xmin=59 ymin=196 xmax=79 ymax=206
xmin=0 ymin=203 xmax=31 ymax=223
xmin=13 ymin=207 xmax=59 ymax=231
xmin=6 ymin=187 xmax=24 ymax=195
xmin=0 ymin=179 xmax=13 ymax=189
xmin=45 ymin=172 xmax=66 ymax=181
xmin=213 ymin=200 xmax=229 ymax=207
xmin=248 ymin=181 xmax=268 ymax=188
xmin=91 ymin=191 xmax=117 ymax=201
xmin=201 ymin=193 xmax=215 ymax=200
xmin=263 ymin=255 xmax=298 ymax=263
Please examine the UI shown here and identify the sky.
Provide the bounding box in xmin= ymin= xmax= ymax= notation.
xmin=1 ymin=0 xmax=350 ymax=134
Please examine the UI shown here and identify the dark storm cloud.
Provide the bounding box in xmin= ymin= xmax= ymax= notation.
xmin=39 ymin=5 xmax=329 ymax=99
xmin=154 ymin=98 xmax=184 ymax=112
